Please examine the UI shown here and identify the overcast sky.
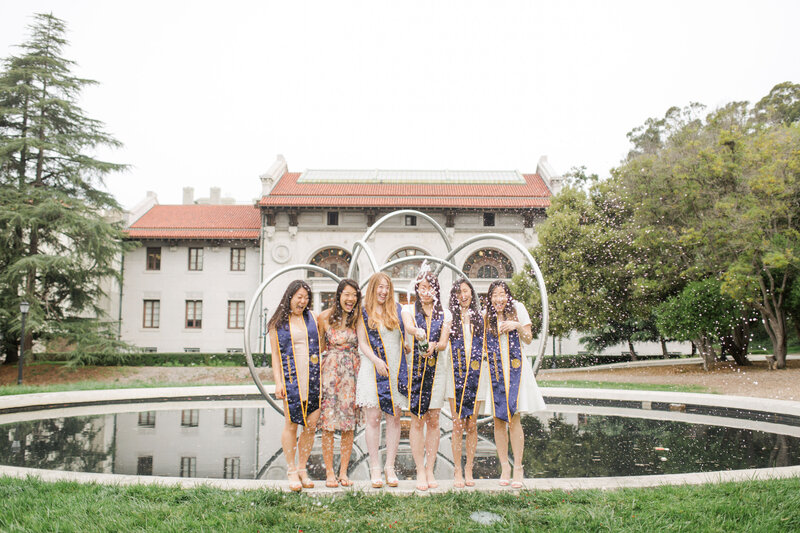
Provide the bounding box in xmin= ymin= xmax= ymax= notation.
xmin=2 ymin=1 xmax=799 ymax=209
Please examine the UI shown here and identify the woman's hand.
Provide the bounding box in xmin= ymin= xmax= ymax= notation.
xmin=498 ymin=320 xmax=520 ymax=334
xmin=373 ymin=358 xmax=389 ymax=377
xmin=424 ymin=344 xmax=436 ymax=357
xmin=414 ymin=327 xmax=426 ymax=341
xmin=275 ymin=382 xmax=286 ymax=400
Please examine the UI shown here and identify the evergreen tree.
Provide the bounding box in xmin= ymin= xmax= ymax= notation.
xmin=0 ymin=13 xmax=131 ymax=363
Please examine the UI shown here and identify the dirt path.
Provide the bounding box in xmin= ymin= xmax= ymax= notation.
xmin=538 ymin=359 xmax=800 ymax=401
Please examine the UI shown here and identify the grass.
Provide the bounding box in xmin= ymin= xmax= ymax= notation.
xmin=0 ymin=476 xmax=798 ymax=532
xmin=0 ymin=381 xmax=246 ymax=397
xmin=538 ymin=380 xmax=711 ymax=393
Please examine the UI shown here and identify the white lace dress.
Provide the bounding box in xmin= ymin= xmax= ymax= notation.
xmin=355 ymin=323 xmax=406 ymax=411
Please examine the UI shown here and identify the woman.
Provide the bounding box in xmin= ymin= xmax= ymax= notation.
xmin=268 ymin=280 xmax=321 ymax=492
xmin=355 ymin=272 xmax=408 ymax=488
xmin=445 ymin=277 xmax=488 ymax=488
xmin=484 ymin=280 xmax=546 ymax=489
xmin=401 ymin=269 xmax=451 ymax=491
xmin=317 ymin=279 xmax=361 ymax=488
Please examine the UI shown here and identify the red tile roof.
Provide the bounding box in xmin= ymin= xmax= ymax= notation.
xmin=125 ymin=205 xmax=260 ymax=240
xmin=259 ymin=173 xmax=551 ymax=208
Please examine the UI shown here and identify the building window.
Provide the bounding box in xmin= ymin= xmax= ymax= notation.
xmin=224 ymin=408 xmax=242 ymax=427
xmin=405 ymin=215 xmax=417 ymax=226
xmin=463 ymin=249 xmax=515 ymax=279
xmin=230 ymin=248 xmax=246 ymax=271
xmin=226 ymin=348 xmax=243 ymax=354
xmin=483 ymin=212 xmax=496 ymax=227
xmin=188 ymin=247 xmax=203 ymax=271
xmin=186 ymin=300 xmax=202 ymax=328
xmin=138 ymin=411 xmax=156 ymax=427
xmin=146 ymin=247 xmax=161 ymax=271
xmin=327 ymin=211 xmax=339 ymax=226
xmin=137 ymin=456 xmax=153 ymax=476
xmin=184 ymin=347 xmax=200 ymax=353
xmin=143 ymin=300 xmax=160 ymax=328
xmin=227 ymin=300 xmax=245 ymax=329
xmin=143 ymin=347 xmax=157 ymax=353
xmin=224 ymin=457 xmax=241 ymax=479
xmin=180 ymin=456 xmax=197 ymax=478
xmin=308 ymin=247 xmax=351 ymax=278
xmin=320 ymin=291 xmax=336 ymax=311
xmin=181 ymin=409 xmax=199 ymax=427
xmin=388 ymin=247 xmax=426 ymax=279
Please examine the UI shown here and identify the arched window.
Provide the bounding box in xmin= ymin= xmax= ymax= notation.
xmin=463 ymin=249 xmax=514 ymax=279
xmin=387 ymin=247 xmax=427 ymax=279
xmin=308 ymin=247 xmax=351 ymax=278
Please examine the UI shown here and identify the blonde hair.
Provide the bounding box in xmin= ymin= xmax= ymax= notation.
xmin=363 ymin=272 xmax=400 ymax=330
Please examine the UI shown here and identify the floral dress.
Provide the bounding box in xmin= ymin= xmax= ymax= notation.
xmin=319 ymin=325 xmax=360 ymax=431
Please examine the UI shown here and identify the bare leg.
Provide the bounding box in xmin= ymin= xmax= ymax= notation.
xmin=409 ymin=414 xmax=428 ymax=490
xmin=424 ymin=409 xmax=441 ymax=488
xmin=509 ymin=414 xmax=525 ymax=487
xmin=384 ymin=411 xmax=401 ymax=486
xmin=364 ymin=407 xmax=384 ymax=487
xmin=297 ymin=410 xmax=319 ymax=488
xmin=464 ymin=403 xmax=481 ymax=486
xmin=281 ymin=408 xmax=301 ymax=491
xmin=338 ymin=430 xmax=354 ymax=485
xmin=449 ymin=399 xmax=464 ymax=487
xmin=493 ymin=417 xmax=511 ymax=485
xmin=322 ymin=430 xmax=337 ymax=487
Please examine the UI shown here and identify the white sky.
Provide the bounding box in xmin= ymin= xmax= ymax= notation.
xmin=2 ymin=1 xmax=799 ymax=209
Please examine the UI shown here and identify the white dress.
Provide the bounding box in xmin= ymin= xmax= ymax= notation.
xmin=355 ymin=322 xmax=406 ymax=411
xmin=445 ymin=316 xmax=491 ymax=416
xmin=401 ymin=304 xmax=452 ymax=411
xmin=484 ymin=302 xmax=546 ymax=415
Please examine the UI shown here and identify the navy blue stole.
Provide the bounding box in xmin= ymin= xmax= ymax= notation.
xmin=449 ymin=318 xmax=484 ymax=419
xmin=407 ymin=305 xmax=444 ymax=417
xmin=484 ymin=314 xmax=522 ymax=422
xmin=361 ymin=303 xmax=407 ymax=416
xmin=276 ymin=309 xmax=321 ymax=426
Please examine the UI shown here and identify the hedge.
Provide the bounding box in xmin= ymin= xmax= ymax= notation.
xmin=35 ymin=352 xmax=273 ymax=367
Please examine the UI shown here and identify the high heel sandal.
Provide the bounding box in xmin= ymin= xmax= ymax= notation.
xmin=297 ymin=469 xmax=315 ymax=489
xmin=287 ymin=468 xmax=303 ymax=492
xmin=498 ymin=462 xmax=511 ymax=487
xmin=511 ymin=465 xmax=524 ymax=489
xmin=384 ymin=466 xmax=399 ymax=487
xmin=370 ymin=467 xmax=384 ymax=489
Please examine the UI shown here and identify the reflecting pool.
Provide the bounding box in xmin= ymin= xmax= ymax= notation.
xmin=2 ymin=405 xmax=798 ymax=481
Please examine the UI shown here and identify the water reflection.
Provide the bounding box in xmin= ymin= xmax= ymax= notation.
xmin=1 ymin=406 xmax=798 ymax=480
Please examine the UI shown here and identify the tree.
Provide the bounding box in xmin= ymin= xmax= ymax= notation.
xmin=0 ymin=13 xmax=131 ymax=363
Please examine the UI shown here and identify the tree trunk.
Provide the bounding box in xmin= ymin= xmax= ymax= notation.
xmin=761 ymin=309 xmax=788 ymax=369
xmin=719 ymin=319 xmax=751 ymax=366
xmin=693 ymin=336 xmax=715 ymax=371
xmin=627 ymin=340 xmax=638 ymax=361
xmin=660 ymin=337 xmax=669 ymax=358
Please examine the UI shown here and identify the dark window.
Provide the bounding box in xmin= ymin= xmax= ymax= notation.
xmin=463 ymin=249 xmax=515 ymax=279
xmin=143 ymin=300 xmax=160 ymax=328
xmin=143 ymin=347 xmax=157 ymax=353
xmin=405 ymin=215 xmax=417 ymax=226
xmin=184 ymin=347 xmax=200 ymax=353
xmin=483 ymin=212 xmax=495 ymax=227
xmin=227 ymin=300 xmax=245 ymax=329
xmin=180 ymin=457 xmax=196 ymax=478
xmin=224 ymin=408 xmax=242 ymax=427
xmin=138 ymin=411 xmax=156 ymax=427
xmin=327 ymin=212 xmax=339 ymax=226
xmin=146 ymin=247 xmax=161 ymax=271
xmin=388 ymin=248 xmax=426 ymax=278
xmin=224 ymin=457 xmax=241 ymax=479
xmin=188 ymin=248 xmax=203 ymax=271
xmin=186 ymin=300 xmax=202 ymax=328
xmin=308 ymin=247 xmax=351 ymax=278
xmin=230 ymin=248 xmax=246 ymax=271
xmin=181 ymin=409 xmax=199 ymax=427
xmin=320 ymin=292 xmax=336 ymax=311
xmin=137 ymin=456 xmax=153 ymax=476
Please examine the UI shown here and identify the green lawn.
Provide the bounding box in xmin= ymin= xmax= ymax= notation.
xmin=0 ymin=381 xmax=236 ymax=397
xmin=0 ymin=477 xmax=798 ymax=532
xmin=538 ymin=380 xmax=711 ymax=393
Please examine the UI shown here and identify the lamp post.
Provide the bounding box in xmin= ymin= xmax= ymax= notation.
xmin=18 ymin=301 xmax=29 ymax=385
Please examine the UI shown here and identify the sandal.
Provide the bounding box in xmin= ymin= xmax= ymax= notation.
xmin=465 ymin=470 xmax=475 ymax=487
xmin=338 ymin=475 xmax=353 ymax=487
xmin=370 ymin=467 xmax=384 ymax=489
xmin=511 ymin=465 xmax=524 ymax=489
xmin=287 ymin=468 xmax=303 ymax=492
xmin=298 ymin=469 xmax=315 ymax=489
xmin=415 ymin=469 xmax=428 ymax=491
xmin=325 ymin=472 xmax=338 ymax=488
xmin=498 ymin=462 xmax=511 ymax=486
xmin=384 ymin=466 xmax=399 ymax=487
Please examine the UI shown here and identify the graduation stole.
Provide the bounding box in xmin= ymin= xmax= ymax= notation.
xmin=449 ymin=316 xmax=484 ymax=419
xmin=361 ymin=303 xmax=407 ymax=416
xmin=484 ymin=313 xmax=522 ymax=423
xmin=276 ymin=309 xmax=321 ymax=426
xmin=407 ymin=304 xmax=444 ymax=417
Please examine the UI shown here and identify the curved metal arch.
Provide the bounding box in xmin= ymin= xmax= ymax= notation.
xmin=444 ymin=233 xmax=549 ymax=376
xmin=347 ymin=239 xmax=380 ymax=281
xmin=348 ymin=209 xmax=452 ymax=280
xmin=243 ymin=263 xmax=343 ymax=412
xmin=379 ymin=255 xmax=468 ymax=282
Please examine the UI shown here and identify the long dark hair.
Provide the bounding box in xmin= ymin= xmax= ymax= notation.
xmin=267 ymin=280 xmax=312 ymax=331
xmin=330 ymin=278 xmax=361 ymax=329
xmin=449 ymin=277 xmax=482 ymax=340
xmin=414 ymin=270 xmax=443 ymax=319
xmin=485 ymin=280 xmax=518 ymax=336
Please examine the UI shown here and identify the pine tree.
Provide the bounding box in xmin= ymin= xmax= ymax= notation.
xmin=0 ymin=13 xmax=131 ymax=364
